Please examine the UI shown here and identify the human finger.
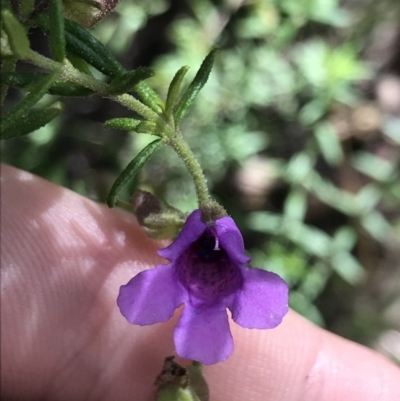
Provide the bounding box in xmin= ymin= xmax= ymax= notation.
xmin=2 ymin=164 xmax=399 ymax=401
xmin=1 ymin=164 xmax=176 ymax=400
xmin=207 ymin=299 xmax=400 ymax=401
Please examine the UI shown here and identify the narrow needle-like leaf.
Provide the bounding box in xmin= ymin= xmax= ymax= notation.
xmin=107 ymin=139 xmax=163 ymax=208
xmin=1 ymin=102 xmax=62 ymax=140
xmin=108 ymin=67 xmax=154 ymax=95
xmin=174 ymin=49 xmax=218 ymax=124
xmin=1 ymin=72 xmax=59 ymax=133
xmin=165 ymin=66 xmax=189 ymax=120
xmin=49 ymin=0 xmax=65 ymax=62
xmin=134 ymin=81 xmax=164 ymax=114
xmin=2 ymin=10 xmax=31 ymax=58
xmin=104 ymin=118 xmax=142 ymax=131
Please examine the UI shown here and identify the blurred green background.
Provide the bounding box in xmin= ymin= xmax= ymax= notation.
xmin=3 ymin=0 xmax=400 ymax=363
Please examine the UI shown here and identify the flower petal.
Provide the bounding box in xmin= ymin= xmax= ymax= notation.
xmin=214 ymin=216 xmax=251 ymax=264
xmin=174 ymin=304 xmax=233 ymax=364
xmin=117 ymin=264 xmax=186 ymax=325
xmin=158 ymin=209 xmax=206 ymax=261
xmin=231 ymin=267 xmax=289 ymax=329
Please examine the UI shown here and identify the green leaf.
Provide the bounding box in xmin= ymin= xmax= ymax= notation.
xmin=330 ymin=252 xmax=365 ymax=285
xmin=314 ymin=122 xmax=343 ymax=166
xmin=165 ymin=66 xmax=189 ymax=119
xmin=49 ymin=83 xmax=94 ymax=97
xmin=361 ymin=212 xmax=391 ymax=242
xmin=66 ymin=51 xmax=93 ymax=75
xmin=49 ymin=0 xmax=66 ymax=62
xmin=20 ymin=0 xmax=35 ymax=19
xmin=135 ymin=121 xmax=157 ymax=134
xmin=1 ymin=72 xmax=93 ymax=97
xmin=1 ymin=72 xmax=59 ymax=133
xmin=1 ymin=72 xmax=47 ymax=88
xmin=108 ymin=67 xmax=154 ymax=95
xmin=106 ymin=139 xmax=163 ymax=208
xmin=286 ymin=221 xmax=331 ymax=258
xmin=332 ymin=226 xmax=356 ymax=251
xmin=353 ymin=151 xmax=395 ymax=182
xmin=299 ymin=99 xmax=327 ymax=126
xmin=0 ymin=0 xmax=12 ymax=13
xmin=248 ymin=211 xmax=282 ymax=234
xmin=283 ymin=189 xmax=307 ymax=221
xmin=104 ymin=118 xmax=141 ymax=131
xmin=174 ymin=49 xmax=218 ymax=124
xmin=134 ymin=81 xmax=164 ymax=114
xmin=289 ymin=291 xmax=325 ymax=327
xmin=285 ymin=152 xmax=314 ymax=184
xmin=0 ymin=23 xmax=18 ymax=59
xmin=2 ymin=10 xmax=31 ymax=58
xmin=0 ymin=102 xmax=62 ymax=140
xmin=37 ymin=15 xmax=125 ymax=78
xmin=64 ymin=18 xmax=126 ymax=77
xmin=104 ymin=119 xmax=163 ymax=136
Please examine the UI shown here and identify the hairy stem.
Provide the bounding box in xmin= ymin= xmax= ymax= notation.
xmin=23 ymin=50 xmax=212 ymax=206
xmin=25 ymin=51 xmax=174 ymax=135
xmin=169 ymin=134 xmax=211 ymax=206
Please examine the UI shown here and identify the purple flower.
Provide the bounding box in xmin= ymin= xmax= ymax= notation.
xmin=117 ymin=210 xmax=289 ymax=364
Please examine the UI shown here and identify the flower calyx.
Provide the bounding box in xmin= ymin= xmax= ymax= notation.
xmin=63 ymin=0 xmax=120 ymax=28
xmin=132 ymin=190 xmax=186 ymax=240
xmin=155 ymin=356 xmax=209 ymax=401
xmin=199 ymin=200 xmax=227 ymax=225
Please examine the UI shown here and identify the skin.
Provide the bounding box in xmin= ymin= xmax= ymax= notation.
xmin=1 ymin=163 xmax=400 ymax=401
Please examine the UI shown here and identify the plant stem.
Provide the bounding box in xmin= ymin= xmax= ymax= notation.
xmin=23 ymin=50 xmax=212 ymax=207
xmin=169 ymin=134 xmax=211 ymax=206
xmin=25 ymin=50 xmax=174 ymax=135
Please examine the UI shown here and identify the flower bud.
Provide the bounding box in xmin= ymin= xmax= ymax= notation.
xmin=10 ymin=1 xmax=119 ymax=27
xmin=155 ymin=357 xmax=209 ymax=401
xmin=132 ymin=190 xmax=186 ymax=240
xmin=63 ymin=0 xmax=120 ymax=28
xmin=200 ymin=200 xmax=227 ymax=224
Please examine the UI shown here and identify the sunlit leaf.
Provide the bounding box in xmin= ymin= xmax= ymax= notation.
xmin=1 ymin=102 xmax=62 ymax=140
xmin=2 ymin=10 xmax=30 ymax=58
xmin=174 ymin=49 xmax=218 ymax=124
xmin=1 ymin=73 xmax=59 ymax=133
xmin=104 ymin=118 xmax=141 ymax=131
xmin=165 ymin=66 xmax=189 ymax=119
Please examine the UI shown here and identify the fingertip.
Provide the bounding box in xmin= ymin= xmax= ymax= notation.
xmin=307 ymin=323 xmax=400 ymax=401
xmin=206 ymin=311 xmax=400 ymax=401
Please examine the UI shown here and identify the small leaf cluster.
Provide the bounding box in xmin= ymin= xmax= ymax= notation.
xmin=103 ymin=49 xmax=218 ymax=208
xmin=1 ymin=0 xmax=217 ymax=209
